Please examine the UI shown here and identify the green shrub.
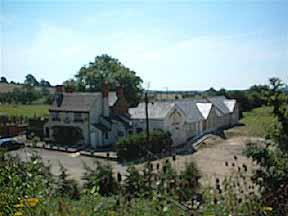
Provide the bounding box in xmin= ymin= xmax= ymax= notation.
xmin=56 ymin=164 xmax=80 ymax=200
xmin=115 ymin=130 xmax=173 ymax=161
xmin=124 ymin=166 xmax=145 ymax=197
xmin=82 ymin=161 xmax=118 ymax=196
xmin=0 ymin=153 xmax=54 ymax=215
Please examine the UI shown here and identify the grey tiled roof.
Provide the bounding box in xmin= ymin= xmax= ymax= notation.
xmin=207 ymin=96 xmax=236 ymax=114
xmin=129 ymin=96 xmax=236 ymax=122
xmin=129 ymin=102 xmax=176 ymax=119
xmin=49 ymin=92 xmax=117 ymax=112
xmin=175 ymin=101 xmax=204 ymax=122
xmin=130 ymin=100 xmax=204 ymax=123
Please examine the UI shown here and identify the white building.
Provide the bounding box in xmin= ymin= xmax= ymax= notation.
xmin=129 ymin=96 xmax=239 ymax=146
xmin=206 ymin=96 xmax=239 ymax=128
xmin=44 ymin=84 xmax=130 ymax=148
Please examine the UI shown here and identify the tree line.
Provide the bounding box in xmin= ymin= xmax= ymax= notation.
xmin=0 ymin=74 xmax=51 ymax=87
xmin=0 ymin=74 xmax=53 ymax=104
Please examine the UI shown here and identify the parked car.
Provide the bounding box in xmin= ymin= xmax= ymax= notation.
xmin=0 ymin=138 xmax=25 ymax=151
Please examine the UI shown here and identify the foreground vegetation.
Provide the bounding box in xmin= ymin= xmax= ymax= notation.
xmin=0 ymin=150 xmax=269 ymax=216
xmin=0 ymin=104 xmax=49 ymax=118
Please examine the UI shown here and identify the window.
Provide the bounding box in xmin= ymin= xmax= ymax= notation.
xmin=52 ymin=112 xmax=60 ymax=121
xmin=104 ymin=132 xmax=109 ymax=139
xmin=64 ymin=112 xmax=71 ymax=123
xmin=74 ymin=113 xmax=83 ymax=122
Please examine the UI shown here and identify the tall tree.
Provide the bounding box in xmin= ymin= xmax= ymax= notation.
xmin=245 ymin=78 xmax=288 ymax=215
xmin=0 ymin=76 xmax=8 ymax=83
xmin=24 ymin=74 xmax=39 ymax=87
xmin=39 ymin=79 xmax=51 ymax=87
xmin=268 ymin=77 xmax=288 ymax=151
xmin=63 ymin=79 xmax=77 ymax=93
xmin=75 ymin=54 xmax=143 ymax=107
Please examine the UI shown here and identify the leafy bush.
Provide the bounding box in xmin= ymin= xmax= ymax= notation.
xmin=0 ymin=150 xmax=271 ymax=216
xmin=0 ymin=152 xmax=54 ymax=215
xmin=56 ymin=164 xmax=80 ymax=200
xmin=115 ymin=130 xmax=173 ymax=161
xmin=124 ymin=166 xmax=145 ymax=197
xmin=245 ymin=144 xmax=288 ymax=215
xmin=82 ymin=161 xmax=118 ymax=196
xmin=243 ymin=78 xmax=288 ymax=215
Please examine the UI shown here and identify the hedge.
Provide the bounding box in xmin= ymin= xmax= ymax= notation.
xmin=115 ymin=130 xmax=173 ymax=162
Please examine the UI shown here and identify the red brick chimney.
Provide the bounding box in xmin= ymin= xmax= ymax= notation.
xmin=116 ymin=85 xmax=124 ymax=98
xmin=113 ymin=85 xmax=129 ymax=115
xmin=56 ymin=85 xmax=64 ymax=93
xmin=102 ymin=81 xmax=109 ymax=117
xmin=102 ymin=81 xmax=109 ymax=98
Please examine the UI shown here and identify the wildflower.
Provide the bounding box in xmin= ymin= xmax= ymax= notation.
xmin=263 ymin=207 xmax=273 ymax=212
xmin=163 ymin=206 xmax=168 ymax=212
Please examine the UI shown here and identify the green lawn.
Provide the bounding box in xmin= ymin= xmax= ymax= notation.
xmin=0 ymin=104 xmax=49 ymax=118
xmin=228 ymin=106 xmax=276 ymax=138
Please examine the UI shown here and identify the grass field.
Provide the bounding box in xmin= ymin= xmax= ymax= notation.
xmin=227 ymin=106 xmax=276 ymax=138
xmin=0 ymin=104 xmax=49 ymax=118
